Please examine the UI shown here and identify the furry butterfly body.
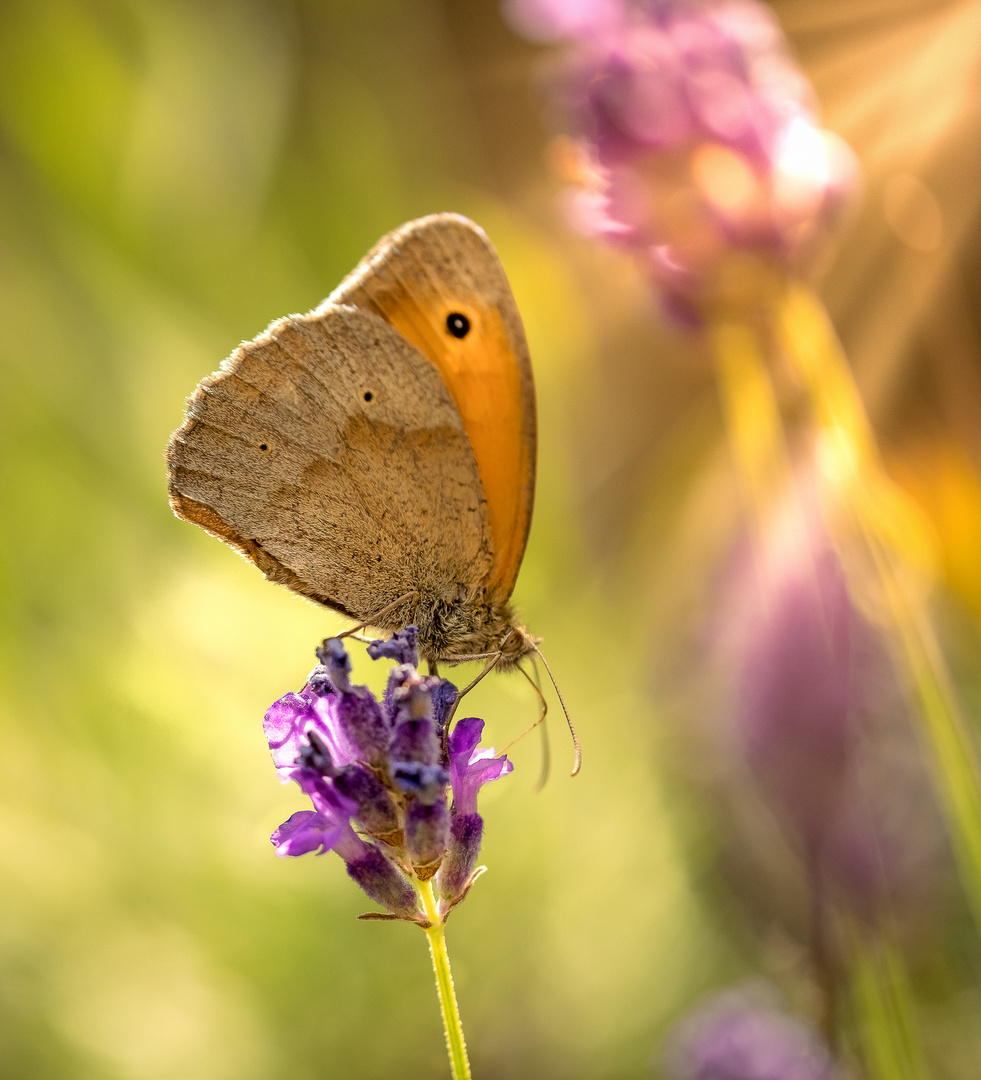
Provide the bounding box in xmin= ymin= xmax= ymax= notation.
xmin=166 ymin=214 xmax=537 ymax=668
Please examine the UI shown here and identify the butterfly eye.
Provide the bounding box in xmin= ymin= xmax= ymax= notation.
xmin=445 ymin=312 xmax=471 ymax=339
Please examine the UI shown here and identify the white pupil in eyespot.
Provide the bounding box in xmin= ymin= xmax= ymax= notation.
xmin=446 ymin=313 xmax=470 ymax=338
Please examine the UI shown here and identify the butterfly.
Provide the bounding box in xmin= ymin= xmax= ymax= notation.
xmin=166 ymin=214 xmax=538 ymax=672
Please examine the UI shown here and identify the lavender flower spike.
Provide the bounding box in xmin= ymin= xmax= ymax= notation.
xmin=263 ymin=632 xmax=517 ymax=1080
xmin=264 ymin=632 xmax=514 ymax=923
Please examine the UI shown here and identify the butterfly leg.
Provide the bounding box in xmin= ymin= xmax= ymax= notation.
xmin=523 ymin=638 xmax=581 ymax=778
xmin=336 ymin=591 xmax=421 ymax=640
xmin=438 ymin=649 xmax=505 ymax=759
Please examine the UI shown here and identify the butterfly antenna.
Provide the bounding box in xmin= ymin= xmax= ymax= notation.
xmin=498 ymin=661 xmax=551 ymax=791
xmin=442 ymin=649 xmax=505 ymax=745
xmin=527 ymin=638 xmax=581 ymax=777
xmin=337 ymin=592 xmax=420 ymax=639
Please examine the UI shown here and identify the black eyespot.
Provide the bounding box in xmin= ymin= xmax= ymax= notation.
xmin=446 ymin=312 xmax=470 ymax=339
xmin=259 ymin=443 xmax=269 ymax=451
xmin=363 ymin=390 xmax=373 ymax=402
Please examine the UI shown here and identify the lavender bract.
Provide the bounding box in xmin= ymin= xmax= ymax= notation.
xmin=263 ymin=629 xmax=513 ymax=923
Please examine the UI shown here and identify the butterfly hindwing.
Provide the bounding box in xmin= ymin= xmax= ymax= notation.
xmin=167 ymin=303 xmax=494 ymax=626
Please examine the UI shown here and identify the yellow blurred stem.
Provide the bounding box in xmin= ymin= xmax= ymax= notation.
xmin=710 ymin=320 xmax=793 ymax=534
xmin=849 ymin=933 xmax=929 ymax=1080
xmin=420 ymin=879 xmax=471 ymax=1080
xmin=776 ymin=283 xmax=981 ymax=935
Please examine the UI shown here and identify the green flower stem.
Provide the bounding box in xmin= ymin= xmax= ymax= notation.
xmin=419 ymin=879 xmax=472 ymax=1080
xmin=849 ymin=931 xmax=929 ymax=1080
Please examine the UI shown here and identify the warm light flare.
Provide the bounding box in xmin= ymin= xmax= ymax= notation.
xmin=772 ymin=119 xmax=831 ymax=216
xmin=691 ymin=144 xmax=759 ymax=218
xmin=883 ymin=172 xmax=944 ymax=252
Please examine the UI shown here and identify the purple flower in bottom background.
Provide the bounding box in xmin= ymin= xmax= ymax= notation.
xmin=262 ymin=628 xmax=513 ymax=923
xmin=663 ymin=984 xmax=839 ymax=1080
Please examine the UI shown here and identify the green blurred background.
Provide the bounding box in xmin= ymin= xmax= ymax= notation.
xmin=3 ymin=1 xmax=981 ymax=1077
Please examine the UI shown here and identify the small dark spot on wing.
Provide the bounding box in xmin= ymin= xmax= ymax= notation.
xmin=446 ymin=312 xmax=470 ymax=338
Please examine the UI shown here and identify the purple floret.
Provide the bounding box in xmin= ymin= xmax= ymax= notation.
xmin=367 ymin=626 xmax=420 ymax=667
xmin=448 ymin=717 xmax=514 ymax=817
xmin=271 ymin=782 xmax=361 ymax=862
xmin=435 ymin=813 xmax=485 ymax=902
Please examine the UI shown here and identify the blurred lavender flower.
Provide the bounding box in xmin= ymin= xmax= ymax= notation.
xmin=736 ymin=537 xmax=853 ymax=862
xmin=263 ymin=628 xmax=513 ymax=923
xmin=504 ymin=0 xmax=857 ymax=323
xmin=663 ymin=985 xmax=838 ymax=1080
xmin=716 ymin=486 xmax=947 ymax=926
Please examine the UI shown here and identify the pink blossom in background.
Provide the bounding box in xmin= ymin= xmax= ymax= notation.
xmin=501 ymin=0 xmax=623 ymax=41
xmin=507 ymin=0 xmax=857 ymax=323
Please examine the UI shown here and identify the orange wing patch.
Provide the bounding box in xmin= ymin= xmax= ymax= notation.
xmin=376 ymin=293 xmax=529 ymax=599
xmin=330 ymin=215 xmax=536 ymax=604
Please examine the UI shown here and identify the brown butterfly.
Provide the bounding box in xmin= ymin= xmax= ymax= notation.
xmin=166 ymin=214 xmax=538 ymax=671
